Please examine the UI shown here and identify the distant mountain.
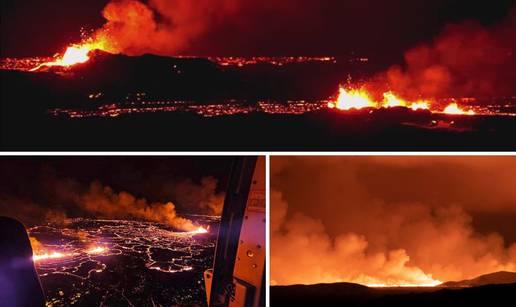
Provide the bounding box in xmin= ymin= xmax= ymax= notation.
xmin=440 ymin=271 xmax=516 ymax=288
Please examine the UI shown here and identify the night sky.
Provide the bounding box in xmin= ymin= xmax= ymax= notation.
xmin=1 ymin=0 xmax=515 ymax=58
xmin=0 ymin=157 xmax=235 ymax=224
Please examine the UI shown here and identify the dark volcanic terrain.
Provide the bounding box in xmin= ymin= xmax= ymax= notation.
xmin=30 ymin=217 xmax=218 ymax=306
xmin=271 ymin=273 xmax=516 ymax=307
xmin=2 ymin=52 xmax=516 ymax=150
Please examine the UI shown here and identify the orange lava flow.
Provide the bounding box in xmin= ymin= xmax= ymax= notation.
xmin=30 ymin=36 xmax=110 ymax=71
xmin=442 ymin=103 xmax=476 ymax=115
xmin=367 ymin=280 xmax=443 ymax=288
xmin=86 ymin=246 xmax=107 ymax=254
xmin=188 ymin=226 xmax=209 ymax=234
xmin=32 ymin=251 xmax=70 ymax=262
xmin=366 ymin=276 xmax=443 ymax=287
xmin=328 ymin=86 xmax=474 ymax=116
xmin=327 ymin=87 xmax=376 ymax=110
xmin=33 ymin=245 xmax=108 ymax=262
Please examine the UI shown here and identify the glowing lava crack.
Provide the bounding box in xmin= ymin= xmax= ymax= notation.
xmin=29 ymin=218 xmax=217 ymax=306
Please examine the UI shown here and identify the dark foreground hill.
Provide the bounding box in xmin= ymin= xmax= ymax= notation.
xmin=441 ymin=271 xmax=516 ymax=288
xmin=271 ymin=281 xmax=516 ymax=307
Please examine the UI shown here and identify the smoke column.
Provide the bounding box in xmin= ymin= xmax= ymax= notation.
xmin=89 ymin=0 xmax=240 ymax=56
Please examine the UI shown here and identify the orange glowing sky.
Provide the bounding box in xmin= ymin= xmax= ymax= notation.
xmin=271 ymin=157 xmax=516 ymax=287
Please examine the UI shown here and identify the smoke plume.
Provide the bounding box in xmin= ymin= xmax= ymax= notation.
xmin=271 ymin=157 xmax=516 ymax=286
xmin=0 ymin=180 xmax=195 ymax=231
xmin=366 ymin=6 xmax=516 ymax=99
xmin=90 ymin=0 xmax=240 ymax=56
xmin=0 ymin=169 xmax=224 ymax=230
xmin=28 ymin=236 xmax=43 ymax=254
xmin=163 ymin=177 xmax=225 ymax=216
xmin=78 ymin=181 xmax=195 ymax=230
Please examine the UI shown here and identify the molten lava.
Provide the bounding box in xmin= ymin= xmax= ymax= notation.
xmin=188 ymin=226 xmax=208 ymax=234
xmin=328 ymin=87 xmax=377 ymax=110
xmin=30 ymin=34 xmax=112 ymax=71
xmin=59 ymin=46 xmax=91 ymax=66
xmin=329 ymin=86 xmax=474 ymax=116
xmin=382 ymin=92 xmax=408 ymax=108
xmin=410 ymin=101 xmax=430 ymax=111
xmin=30 ymin=45 xmax=93 ymax=71
xmin=33 ymin=245 xmax=108 ymax=262
xmin=443 ymin=103 xmax=475 ymax=115
xmin=32 ymin=251 xmax=69 ymax=262
xmin=367 ymin=280 xmax=443 ymax=287
xmin=86 ymin=246 xmax=106 ymax=254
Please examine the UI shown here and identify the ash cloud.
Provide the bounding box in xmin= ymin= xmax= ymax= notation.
xmin=367 ymin=6 xmax=516 ymax=99
xmin=271 ymin=157 xmax=516 ymax=286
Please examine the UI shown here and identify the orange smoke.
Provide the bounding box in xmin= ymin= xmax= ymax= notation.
xmin=32 ymin=0 xmax=240 ymax=69
xmin=271 ymin=157 xmax=516 ymax=287
xmin=79 ymin=181 xmax=197 ymax=231
xmin=80 ymin=0 xmax=239 ymax=56
xmin=367 ymin=6 xmax=516 ymax=99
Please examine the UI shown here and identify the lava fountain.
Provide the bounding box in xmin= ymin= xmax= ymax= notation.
xmin=327 ymin=87 xmax=376 ymax=110
xmin=442 ymin=103 xmax=476 ymax=115
xmin=30 ymin=34 xmax=112 ymax=71
xmin=328 ymin=85 xmax=474 ymax=115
